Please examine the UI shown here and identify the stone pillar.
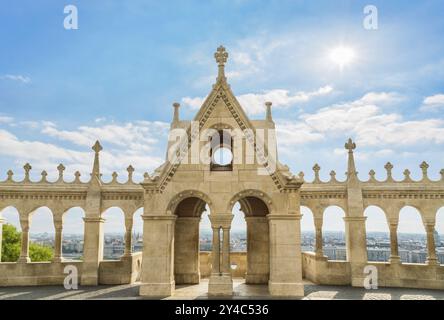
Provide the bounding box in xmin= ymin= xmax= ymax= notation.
xmin=123 ymin=217 xmax=133 ymax=258
xmin=314 ymin=216 xmax=324 ymax=257
xmin=18 ymin=216 xmax=31 ymax=263
xmin=344 ymin=216 xmax=368 ymax=286
xmin=0 ymin=217 xmax=4 ymax=262
xmin=211 ymin=226 xmax=220 ymax=275
xmin=268 ymin=214 xmax=304 ymax=297
xmin=53 ymin=218 xmax=64 ymax=263
xmin=139 ymin=215 xmax=176 ymax=297
xmin=424 ymin=221 xmax=438 ymax=266
xmin=208 ymin=214 xmax=233 ymax=296
xmin=245 ymin=216 xmax=269 ymax=284
xmin=174 ymin=217 xmax=200 ymax=284
xmin=388 ymin=219 xmax=401 ymax=264
xmin=81 ymin=217 xmax=105 ymax=285
xmin=221 ymin=226 xmax=230 ymax=275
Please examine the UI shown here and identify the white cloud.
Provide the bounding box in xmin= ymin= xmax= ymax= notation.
xmin=420 ymin=94 xmax=444 ymax=112
xmin=181 ymin=96 xmax=207 ymax=110
xmin=0 ymin=116 xmax=14 ymax=124
xmin=275 ymin=92 xmax=444 ymax=155
xmin=181 ymin=85 xmax=333 ymax=115
xmin=0 ymin=120 xmax=169 ymax=181
xmin=1 ymin=74 xmax=31 ymax=84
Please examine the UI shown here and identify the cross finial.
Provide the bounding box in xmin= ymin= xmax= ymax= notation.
xmin=92 ymin=140 xmax=102 ymax=153
xmin=215 ymin=45 xmax=228 ymax=65
xmin=345 ymin=138 xmax=356 ymax=153
xmin=214 ymin=45 xmax=228 ymax=83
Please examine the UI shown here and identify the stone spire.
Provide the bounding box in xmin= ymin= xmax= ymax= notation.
xmin=345 ymin=138 xmax=358 ymax=181
xmin=172 ymin=102 xmax=180 ymax=124
xmin=91 ymin=140 xmax=102 ymax=179
xmin=214 ymin=45 xmax=228 ymax=83
xmin=265 ymin=101 xmax=273 ymax=121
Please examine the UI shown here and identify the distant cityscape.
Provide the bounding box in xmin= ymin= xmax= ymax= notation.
xmin=28 ymin=229 xmax=444 ymax=264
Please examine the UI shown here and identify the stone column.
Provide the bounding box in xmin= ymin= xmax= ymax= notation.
xmin=208 ymin=214 xmax=233 ymax=296
xmin=424 ymin=221 xmax=439 ymax=266
xmin=314 ymin=217 xmax=324 ymax=257
xmin=343 ymin=216 xmax=368 ymax=286
xmin=18 ymin=216 xmax=31 ymax=263
xmin=139 ymin=214 xmax=176 ymax=297
xmin=53 ymin=218 xmax=64 ymax=263
xmin=81 ymin=217 xmax=105 ymax=285
xmin=245 ymin=216 xmax=269 ymax=284
xmin=268 ymin=214 xmax=304 ymax=297
xmin=123 ymin=217 xmax=133 ymax=258
xmin=174 ymin=217 xmax=201 ymax=284
xmin=211 ymin=226 xmax=220 ymax=275
xmin=388 ymin=219 xmax=401 ymax=264
xmin=0 ymin=216 xmax=4 ymax=262
xmin=221 ymin=226 xmax=231 ymax=275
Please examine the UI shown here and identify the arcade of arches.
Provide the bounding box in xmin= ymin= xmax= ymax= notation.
xmin=1 ymin=46 xmax=444 ymax=298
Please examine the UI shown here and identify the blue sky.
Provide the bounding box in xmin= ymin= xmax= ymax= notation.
xmin=1 ymin=0 xmax=444 ymax=234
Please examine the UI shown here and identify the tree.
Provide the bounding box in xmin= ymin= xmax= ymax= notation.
xmin=1 ymin=223 xmax=54 ymax=262
xmin=1 ymin=223 xmax=21 ymax=262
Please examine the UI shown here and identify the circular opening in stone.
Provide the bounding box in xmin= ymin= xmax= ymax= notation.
xmin=212 ymin=147 xmax=233 ymax=166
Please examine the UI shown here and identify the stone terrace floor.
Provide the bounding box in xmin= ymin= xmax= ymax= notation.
xmin=1 ymin=279 xmax=444 ymax=300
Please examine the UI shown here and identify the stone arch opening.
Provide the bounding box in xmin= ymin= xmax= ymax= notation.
xmin=102 ymin=207 xmax=125 ymax=260
xmin=364 ymin=206 xmax=390 ymax=262
xmin=62 ymin=207 xmax=85 ymax=261
xmin=29 ymin=207 xmax=55 ymax=262
xmin=132 ymin=207 xmax=144 ymax=253
xmin=300 ymin=206 xmax=315 ymax=253
xmin=435 ymin=207 xmax=444 ymax=265
xmin=322 ymin=206 xmax=347 ymax=261
xmin=0 ymin=206 xmax=21 ymax=262
xmin=232 ymin=195 xmax=270 ymax=284
xmin=173 ymin=196 xmax=209 ymax=285
xmin=398 ymin=206 xmax=426 ymax=264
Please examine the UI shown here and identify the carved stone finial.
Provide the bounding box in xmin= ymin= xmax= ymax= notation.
xmin=329 ymin=170 xmax=337 ymax=182
xmin=403 ymin=169 xmax=412 ymax=182
xmin=91 ymin=140 xmax=102 ymax=179
xmin=172 ymin=103 xmax=180 ymax=123
xmin=344 ymin=138 xmax=358 ymax=181
xmin=74 ymin=171 xmax=81 ymax=183
xmin=298 ymin=171 xmax=305 ymax=181
xmin=345 ymin=138 xmax=356 ymax=153
xmin=420 ymin=161 xmax=429 ymax=180
xmin=215 ymin=45 xmax=228 ymax=66
xmin=384 ymin=162 xmax=393 ymax=180
xmin=40 ymin=170 xmax=48 ymax=182
xmin=57 ymin=164 xmax=65 ymax=182
xmin=92 ymin=140 xmax=103 ymax=153
xmin=265 ymin=102 xmax=273 ymax=121
xmin=440 ymin=169 xmax=444 ymax=181
xmin=127 ymin=165 xmax=135 ymax=183
xmin=111 ymin=172 xmax=118 ymax=182
xmin=369 ymin=169 xmax=376 ymax=181
xmin=214 ymin=45 xmax=228 ymax=82
xmin=23 ymin=163 xmax=32 ymax=182
xmin=143 ymin=172 xmax=150 ymax=181
xmin=6 ymin=170 xmax=14 ymax=182
xmin=313 ymin=164 xmax=321 ymax=183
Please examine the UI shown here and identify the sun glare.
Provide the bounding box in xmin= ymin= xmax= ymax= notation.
xmin=329 ymin=46 xmax=355 ymax=69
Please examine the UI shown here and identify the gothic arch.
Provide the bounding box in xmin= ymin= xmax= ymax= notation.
xmin=227 ymin=189 xmax=274 ymax=214
xmin=166 ymin=190 xmax=214 ymax=215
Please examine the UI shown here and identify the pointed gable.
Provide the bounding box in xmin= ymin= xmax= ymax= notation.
xmin=145 ymin=46 xmax=300 ymax=193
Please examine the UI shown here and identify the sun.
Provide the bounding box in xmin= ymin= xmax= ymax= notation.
xmin=329 ymin=46 xmax=356 ymax=69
